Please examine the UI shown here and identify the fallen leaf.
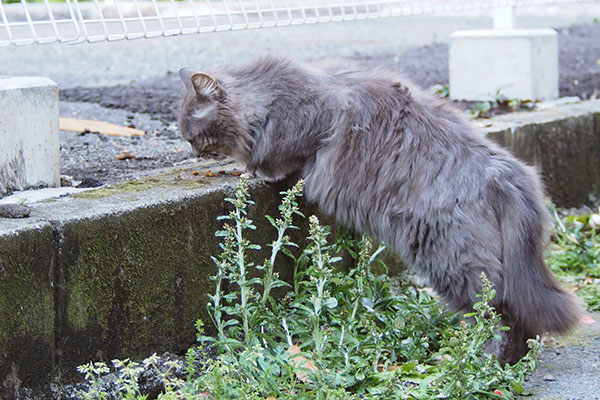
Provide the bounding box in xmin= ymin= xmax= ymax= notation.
xmin=202 ymin=170 xmax=219 ymax=177
xmin=115 ymin=151 xmax=136 ymax=160
xmin=231 ymin=170 xmax=242 ymax=176
xmin=377 ymin=364 xmax=402 ymax=372
xmin=493 ymin=389 xmax=503 ymax=396
xmin=192 ymin=171 xmax=200 ymax=176
xmin=287 ymin=344 xmax=317 ymax=383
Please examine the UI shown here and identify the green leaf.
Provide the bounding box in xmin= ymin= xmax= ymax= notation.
xmin=512 ymin=382 xmax=525 ymax=395
xmin=402 ymin=361 xmax=417 ymax=374
xmin=507 ymin=98 xmax=521 ymax=109
xmin=362 ymin=298 xmax=375 ymax=312
xmin=355 ymin=370 xmax=366 ymax=381
xmin=473 ymin=101 xmax=491 ymax=112
xmin=265 ymin=214 xmax=278 ymax=228
xmin=324 ymin=297 xmax=338 ymax=309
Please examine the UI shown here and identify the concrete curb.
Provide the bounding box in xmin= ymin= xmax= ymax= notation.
xmin=0 ymin=99 xmax=599 ymax=391
xmin=481 ymin=99 xmax=600 ymax=207
xmin=0 ymin=171 xmax=328 ymax=391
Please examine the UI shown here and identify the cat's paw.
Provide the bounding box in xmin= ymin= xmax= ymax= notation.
xmin=248 ymin=168 xmax=287 ymax=183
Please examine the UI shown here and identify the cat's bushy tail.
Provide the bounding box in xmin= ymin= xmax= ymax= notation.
xmin=497 ymin=169 xmax=583 ymax=338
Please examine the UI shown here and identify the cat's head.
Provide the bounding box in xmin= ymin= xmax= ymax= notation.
xmin=178 ymin=68 xmax=252 ymax=163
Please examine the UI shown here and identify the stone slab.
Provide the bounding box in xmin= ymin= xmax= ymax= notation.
xmin=449 ymin=29 xmax=558 ymax=101
xmin=0 ymin=171 xmax=327 ymax=391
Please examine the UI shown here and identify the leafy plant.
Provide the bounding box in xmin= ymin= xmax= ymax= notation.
xmin=76 ymin=362 xmax=110 ymax=400
xmin=547 ymin=207 xmax=600 ymax=311
xmin=466 ymin=90 xmax=536 ymax=118
xmin=430 ymin=84 xmax=449 ymax=98
xmin=186 ymin=176 xmax=540 ymax=399
xmin=427 ymin=274 xmax=541 ymax=400
xmin=77 ymin=176 xmax=542 ymax=399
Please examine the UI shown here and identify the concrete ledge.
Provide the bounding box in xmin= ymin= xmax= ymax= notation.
xmin=0 ymin=99 xmax=599 ymax=391
xmin=0 ymin=223 xmax=56 ymax=387
xmin=0 ymin=77 xmax=60 ymax=197
xmin=0 ymin=173 xmax=329 ymax=391
xmin=449 ymin=29 xmax=558 ymax=101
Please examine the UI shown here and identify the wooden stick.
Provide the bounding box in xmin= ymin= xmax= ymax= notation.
xmin=59 ymin=117 xmax=146 ymax=137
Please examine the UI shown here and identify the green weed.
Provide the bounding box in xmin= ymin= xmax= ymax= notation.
xmin=430 ymin=84 xmax=450 ymax=98
xmin=466 ymin=90 xmax=536 ymax=118
xmin=547 ymin=207 xmax=600 ymax=311
xmin=78 ymin=176 xmax=542 ymax=399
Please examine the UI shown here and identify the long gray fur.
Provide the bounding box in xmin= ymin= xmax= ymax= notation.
xmin=178 ymin=56 xmax=582 ymax=364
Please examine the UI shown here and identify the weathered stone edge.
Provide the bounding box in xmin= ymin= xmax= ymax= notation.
xmin=1 ymin=99 xmax=599 ymax=392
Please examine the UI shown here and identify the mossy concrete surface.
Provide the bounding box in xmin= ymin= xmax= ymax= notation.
xmin=483 ymin=99 xmax=600 ymax=207
xmin=1 ymin=100 xmax=599 ymax=392
xmin=0 ymin=170 xmax=328 ymax=393
xmin=0 ymin=223 xmax=56 ymax=390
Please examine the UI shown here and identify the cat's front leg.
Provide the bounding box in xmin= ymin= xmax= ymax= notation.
xmin=245 ymin=121 xmax=305 ymax=183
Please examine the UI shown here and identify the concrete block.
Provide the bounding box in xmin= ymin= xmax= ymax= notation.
xmin=0 ymin=171 xmax=332 ymax=388
xmin=449 ymin=29 xmax=558 ymax=101
xmin=482 ymin=99 xmax=600 ymax=207
xmin=0 ymin=223 xmax=56 ymax=389
xmin=0 ymin=77 xmax=60 ymax=197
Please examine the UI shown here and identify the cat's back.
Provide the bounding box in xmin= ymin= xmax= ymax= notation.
xmin=308 ymin=60 xmax=529 ymax=206
xmin=228 ymin=56 xmax=323 ymax=93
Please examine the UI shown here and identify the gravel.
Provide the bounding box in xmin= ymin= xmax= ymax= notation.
xmin=58 ymin=101 xmax=194 ymax=184
xmin=524 ymin=313 xmax=600 ymax=400
xmin=51 ymin=23 xmax=600 ymax=186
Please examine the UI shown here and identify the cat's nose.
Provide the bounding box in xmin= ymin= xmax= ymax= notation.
xmin=210 ymin=153 xmax=227 ymax=160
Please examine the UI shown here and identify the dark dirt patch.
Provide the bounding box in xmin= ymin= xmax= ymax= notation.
xmin=55 ymin=23 xmax=600 ymax=186
xmin=61 ymin=74 xmax=184 ymax=125
xmin=556 ymin=24 xmax=600 ymax=99
xmin=60 ymin=24 xmax=600 ymax=123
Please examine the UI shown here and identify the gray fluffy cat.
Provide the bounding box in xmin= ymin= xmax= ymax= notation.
xmin=178 ymin=56 xmax=582 ymax=364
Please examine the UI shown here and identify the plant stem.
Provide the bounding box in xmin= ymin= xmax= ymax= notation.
xmin=235 ymin=206 xmax=252 ymax=345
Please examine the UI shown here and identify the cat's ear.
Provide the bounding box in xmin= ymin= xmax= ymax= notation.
xmin=178 ymin=67 xmax=196 ymax=87
xmin=191 ymin=73 xmax=222 ymax=100
xmin=178 ymin=69 xmax=223 ymax=99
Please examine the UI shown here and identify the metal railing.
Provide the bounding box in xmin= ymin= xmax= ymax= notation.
xmin=0 ymin=0 xmax=597 ymax=46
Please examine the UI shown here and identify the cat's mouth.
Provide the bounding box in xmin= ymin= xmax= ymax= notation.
xmin=196 ymin=150 xmax=227 ymax=160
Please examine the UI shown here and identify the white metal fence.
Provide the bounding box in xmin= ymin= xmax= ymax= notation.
xmin=0 ymin=0 xmax=597 ymax=46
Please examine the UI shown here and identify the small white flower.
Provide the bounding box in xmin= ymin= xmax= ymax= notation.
xmin=589 ymin=213 xmax=600 ymax=229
